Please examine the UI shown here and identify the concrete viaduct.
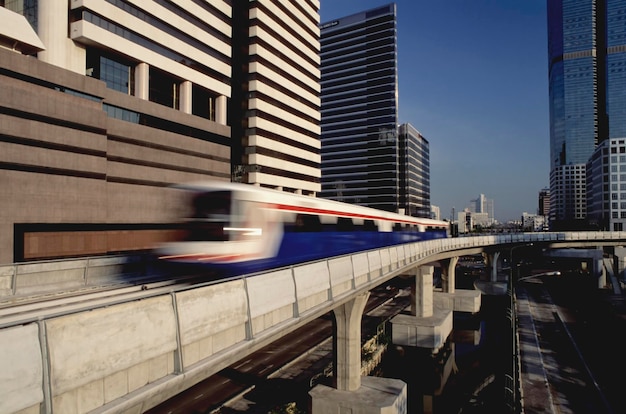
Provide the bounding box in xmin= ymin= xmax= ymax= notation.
xmin=1 ymin=231 xmax=625 ymax=414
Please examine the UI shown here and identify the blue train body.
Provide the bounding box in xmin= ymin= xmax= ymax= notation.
xmin=156 ymin=181 xmax=450 ymax=276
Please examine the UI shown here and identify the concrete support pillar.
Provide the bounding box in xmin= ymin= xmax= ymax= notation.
xmin=310 ymin=291 xmax=408 ymax=413
xmin=179 ymin=80 xmax=192 ymax=114
xmin=594 ymin=248 xmax=606 ymax=289
xmin=391 ymin=265 xmax=453 ymax=350
xmin=616 ymin=246 xmax=626 ymax=281
xmin=38 ymin=0 xmax=85 ymax=73
xmin=411 ymin=266 xmax=434 ymax=317
xmin=490 ymin=251 xmax=500 ymax=282
xmin=333 ymin=292 xmax=370 ymax=392
xmin=215 ymin=95 xmax=227 ymax=125
xmin=37 ymin=1 xmax=65 ymax=66
xmin=135 ymin=63 xmax=149 ymax=100
xmin=443 ymin=258 xmax=457 ymax=294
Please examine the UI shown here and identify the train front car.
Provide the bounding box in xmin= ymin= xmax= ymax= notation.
xmin=156 ymin=182 xmax=284 ymax=275
xmin=156 ymin=181 xmax=451 ymax=276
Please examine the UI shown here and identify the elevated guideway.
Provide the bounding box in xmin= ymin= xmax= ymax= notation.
xmin=1 ymin=231 xmax=625 ymax=414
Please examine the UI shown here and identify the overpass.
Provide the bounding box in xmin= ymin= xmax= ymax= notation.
xmin=1 ymin=232 xmax=625 ymax=414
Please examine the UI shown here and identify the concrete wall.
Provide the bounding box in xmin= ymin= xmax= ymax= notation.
xmin=0 ymin=255 xmax=151 ymax=298
xmin=0 ymin=47 xmax=231 ymax=264
xmin=0 ymin=241 xmax=434 ymax=414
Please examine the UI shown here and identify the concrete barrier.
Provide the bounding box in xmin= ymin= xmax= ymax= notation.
xmin=46 ymin=296 xmax=178 ymax=412
xmin=0 ymin=324 xmax=43 ymax=414
xmin=1 ymin=232 xmax=625 ymax=413
xmin=177 ymin=280 xmax=248 ymax=367
xmin=0 ymin=255 xmax=150 ymax=300
xmin=0 ymin=264 xmax=15 ymax=296
xmin=328 ymin=256 xmax=355 ymax=298
xmin=247 ymin=269 xmax=296 ymax=335
xmin=293 ymin=261 xmax=331 ymax=314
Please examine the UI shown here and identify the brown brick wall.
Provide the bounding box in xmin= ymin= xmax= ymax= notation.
xmin=0 ymin=48 xmax=231 ymax=263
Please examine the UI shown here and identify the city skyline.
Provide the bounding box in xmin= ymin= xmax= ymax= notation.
xmin=321 ymin=1 xmax=549 ymax=222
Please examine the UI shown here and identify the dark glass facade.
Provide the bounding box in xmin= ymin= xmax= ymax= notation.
xmin=398 ymin=123 xmax=430 ymax=217
xmin=548 ymin=0 xmax=599 ymax=170
xmin=607 ymin=0 xmax=626 ymax=138
xmin=319 ymin=4 xmax=400 ymax=212
xmin=547 ymin=0 xmax=626 ymax=227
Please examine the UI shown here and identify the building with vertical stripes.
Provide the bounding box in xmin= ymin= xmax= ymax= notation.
xmin=231 ymin=1 xmax=321 ymax=194
xmin=319 ymin=3 xmax=401 ymax=212
xmin=0 ymin=0 xmax=321 ymax=264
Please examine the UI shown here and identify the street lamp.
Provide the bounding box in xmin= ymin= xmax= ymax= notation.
xmin=517 ymin=271 xmax=561 ymax=283
xmin=508 ymin=243 xmax=533 ymax=289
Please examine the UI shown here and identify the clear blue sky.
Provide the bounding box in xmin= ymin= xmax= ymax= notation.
xmin=320 ymin=1 xmax=549 ymax=223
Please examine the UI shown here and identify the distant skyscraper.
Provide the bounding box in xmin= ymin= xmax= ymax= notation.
xmin=547 ymin=0 xmax=626 ymax=228
xmin=538 ymin=188 xmax=550 ymax=217
xmin=398 ymin=123 xmax=431 ymax=217
xmin=469 ymin=194 xmax=494 ymax=220
xmin=319 ymin=3 xmax=400 ymax=212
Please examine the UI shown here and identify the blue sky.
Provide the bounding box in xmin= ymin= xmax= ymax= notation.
xmin=320 ymin=1 xmax=549 ymax=222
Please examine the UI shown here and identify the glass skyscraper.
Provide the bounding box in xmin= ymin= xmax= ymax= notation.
xmin=548 ymin=0 xmax=601 ymax=227
xmin=319 ymin=4 xmax=400 ymax=212
xmin=398 ymin=123 xmax=431 ymax=217
xmin=607 ymin=0 xmax=626 ymax=138
xmin=548 ymin=0 xmax=626 ymax=228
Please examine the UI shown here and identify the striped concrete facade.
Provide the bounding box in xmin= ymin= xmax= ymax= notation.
xmin=231 ymin=0 xmax=321 ymax=195
xmin=0 ymin=0 xmax=322 ymax=264
xmin=0 ymin=1 xmax=234 ymax=263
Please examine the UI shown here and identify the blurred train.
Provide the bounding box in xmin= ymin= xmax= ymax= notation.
xmin=156 ymin=181 xmax=450 ymax=275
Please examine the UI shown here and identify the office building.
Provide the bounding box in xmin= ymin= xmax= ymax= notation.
xmin=398 ymin=123 xmax=431 ymax=217
xmin=0 ymin=1 xmax=320 ymax=264
xmin=231 ymin=1 xmax=321 ymax=194
xmin=430 ymin=205 xmax=441 ymax=220
xmin=587 ymin=138 xmax=626 ymax=231
xmin=547 ymin=0 xmax=626 ymax=228
xmin=319 ymin=3 xmax=401 ymax=212
xmin=469 ymin=194 xmax=495 ymax=222
xmin=538 ymin=188 xmax=550 ymax=217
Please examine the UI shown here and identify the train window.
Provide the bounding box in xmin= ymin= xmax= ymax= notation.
xmin=363 ymin=220 xmax=378 ymax=231
xmin=294 ymin=214 xmax=322 ymax=232
xmin=393 ymin=222 xmax=404 ymax=232
xmin=191 ymin=191 xmax=231 ymax=220
xmin=184 ymin=191 xmax=231 ymax=242
xmin=337 ymin=217 xmax=354 ymax=231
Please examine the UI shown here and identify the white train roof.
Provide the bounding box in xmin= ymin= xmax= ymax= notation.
xmin=175 ymin=181 xmax=448 ymax=227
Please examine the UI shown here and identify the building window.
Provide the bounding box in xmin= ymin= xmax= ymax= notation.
xmin=86 ymin=50 xmax=134 ymax=95
xmin=150 ymin=67 xmax=179 ymax=109
xmin=2 ymin=0 xmax=37 ymax=31
xmin=192 ymin=84 xmax=218 ymax=121
xmin=100 ymin=56 xmax=133 ymax=94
